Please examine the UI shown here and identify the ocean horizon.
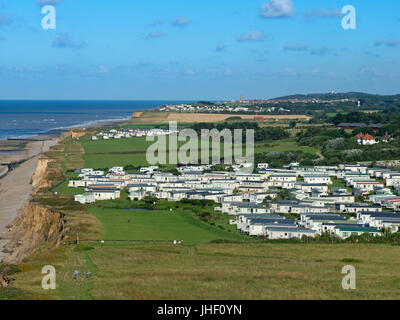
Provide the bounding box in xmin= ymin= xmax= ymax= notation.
xmin=0 ymin=100 xmax=194 ymax=140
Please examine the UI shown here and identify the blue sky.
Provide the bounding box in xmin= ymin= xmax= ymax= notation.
xmin=0 ymin=0 xmax=399 ymax=100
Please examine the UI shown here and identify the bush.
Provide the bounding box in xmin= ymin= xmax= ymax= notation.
xmin=73 ymin=244 xmax=95 ymax=252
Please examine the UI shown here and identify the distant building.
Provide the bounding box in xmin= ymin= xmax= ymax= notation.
xmin=382 ymin=132 xmax=391 ymax=143
xmin=355 ymin=133 xmax=377 ymax=145
xmin=257 ymin=163 xmax=269 ymax=170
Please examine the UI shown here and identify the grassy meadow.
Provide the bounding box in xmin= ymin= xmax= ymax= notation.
xmin=90 ymin=207 xmax=247 ymax=244
xmin=254 ymin=139 xmax=320 ymax=155
xmin=80 ymin=135 xmax=227 ymax=169
xmin=4 ymin=239 xmax=400 ymax=299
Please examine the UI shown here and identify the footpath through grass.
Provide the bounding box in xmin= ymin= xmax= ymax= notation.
xmin=6 ymin=241 xmax=400 ymax=300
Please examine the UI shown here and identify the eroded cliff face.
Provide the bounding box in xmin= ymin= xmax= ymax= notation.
xmin=31 ymin=158 xmax=52 ymax=193
xmin=60 ymin=130 xmax=87 ymax=140
xmin=2 ymin=203 xmax=66 ymax=264
xmin=1 ymin=131 xmax=78 ymax=264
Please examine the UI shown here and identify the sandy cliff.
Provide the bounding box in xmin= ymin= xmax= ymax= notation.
xmin=31 ymin=158 xmax=53 ymax=193
xmin=2 ymin=203 xmax=65 ymax=264
xmin=60 ymin=130 xmax=87 ymax=140
xmin=0 ymin=139 xmax=58 ymax=263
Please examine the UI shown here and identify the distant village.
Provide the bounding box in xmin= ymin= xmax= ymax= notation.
xmin=156 ymin=95 xmax=359 ymax=114
xmin=158 ymin=103 xmax=291 ymax=114
xmin=67 ymin=163 xmax=400 ymax=241
xmin=91 ymin=128 xmax=179 ymax=141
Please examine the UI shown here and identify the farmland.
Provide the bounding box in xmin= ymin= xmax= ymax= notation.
xmin=127 ymin=111 xmax=312 ymax=124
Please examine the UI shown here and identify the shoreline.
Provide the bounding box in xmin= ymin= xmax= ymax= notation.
xmin=0 ymin=118 xmax=129 ymax=166
xmin=0 ymin=143 xmax=57 ymax=262
xmin=1 ymin=116 xmax=131 ymax=142
xmin=0 ymin=118 xmax=128 ymax=262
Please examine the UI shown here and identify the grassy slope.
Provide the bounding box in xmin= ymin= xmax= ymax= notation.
xmin=81 ymin=136 xmax=154 ymax=168
xmin=88 ymin=243 xmax=400 ymax=300
xmin=90 ymin=207 xmax=246 ymax=244
xmin=6 ymin=241 xmax=400 ymax=300
xmin=255 ymin=139 xmax=320 ymax=155
xmin=80 ymin=134 xmax=227 ymax=169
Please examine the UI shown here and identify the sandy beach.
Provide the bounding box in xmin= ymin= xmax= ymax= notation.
xmin=0 ymin=139 xmax=57 ymax=164
xmin=0 ymin=118 xmax=127 ymax=262
xmin=0 ymin=139 xmax=58 ymax=262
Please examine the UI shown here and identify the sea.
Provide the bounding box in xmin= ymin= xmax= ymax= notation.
xmin=0 ymin=100 xmax=191 ymax=141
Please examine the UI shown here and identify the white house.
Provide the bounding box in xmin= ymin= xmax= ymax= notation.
xmin=303 ymin=175 xmax=331 ymax=185
xmin=74 ymin=194 xmax=95 ymax=204
xmin=257 ymin=163 xmax=269 ymax=169
xmin=266 ymin=227 xmax=316 ymax=240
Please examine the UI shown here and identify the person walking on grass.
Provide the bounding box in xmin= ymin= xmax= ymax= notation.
xmin=74 ymin=270 xmax=79 ymax=281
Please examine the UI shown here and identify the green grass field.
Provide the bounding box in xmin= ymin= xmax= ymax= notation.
xmin=80 ymin=135 xmax=225 ymax=169
xmin=81 ymin=136 xmax=154 ymax=168
xmin=90 ymin=207 xmax=247 ymax=244
xmin=255 ymin=139 xmax=320 ymax=155
xmin=51 ymin=181 xmax=84 ymax=196
xmin=5 ymin=240 xmax=400 ymax=300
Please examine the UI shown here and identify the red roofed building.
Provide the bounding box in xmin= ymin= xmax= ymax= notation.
xmin=355 ymin=133 xmax=377 ymax=145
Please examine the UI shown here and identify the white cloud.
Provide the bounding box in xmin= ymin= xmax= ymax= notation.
xmin=151 ymin=20 xmax=164 ymax=26
xmin=172 ymin=17 xmax=191 ymax=27
xmin=386 ymin=39 xmax=399 ymax=47
xmin=0 ymin=14 xmax=13 ymax=25
xmin=311 ymin=46 xmax=329 ymax=55
xmin=374 ymin=38 xmax=399 ymax=47
xmin=52 ymin=33 xmax=86 ymax=49
xmin=224 ymin=67 xmax=232 ymax=76
xmin=283 ymin=43 xmax=308 ymax=51
xmin=304 ymin=8 xmax=342 ymax=21
xmin=215 ymin=44 xmax=227 ymax=52
xmin=97 ymin=66 xmax=109 ymax=74
xmin=260 ymin=0 xmax=294 ymax=18
xmin=145 ymin=31 xmax=167 ymax=39
xmin=237 ymin=31 xmax=266 ymax=42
